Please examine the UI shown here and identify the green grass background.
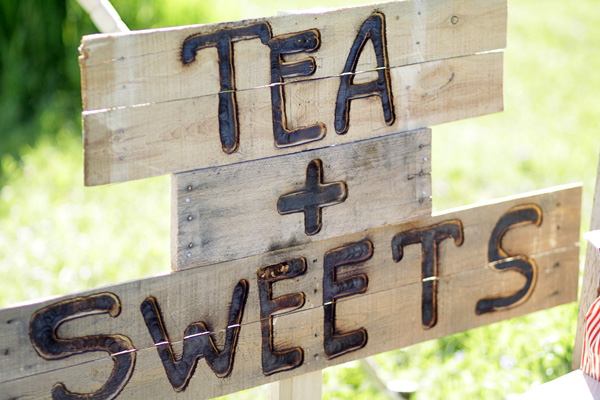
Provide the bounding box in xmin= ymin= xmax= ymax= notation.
xmin=0 ymin=0 xmax=598 ymax=399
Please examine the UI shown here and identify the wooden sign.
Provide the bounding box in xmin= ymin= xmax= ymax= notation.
xmin=80 ymin=0 xmax=506 ymax=185
xmin=3 ymin=1 xmax=581 ymax=399
xmin=173 ymin=129 xmax=431 ymax=269
xmin=0 ymin=185 xmax=580 ymax=400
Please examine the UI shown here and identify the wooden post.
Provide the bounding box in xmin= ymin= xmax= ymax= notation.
xmin=573 ymin=154 xmax=600 ymax=370
xmin=269 ymin=371 xmax=323 ymax=400
xmin=77 ymin=0 xmax=129 ymax=33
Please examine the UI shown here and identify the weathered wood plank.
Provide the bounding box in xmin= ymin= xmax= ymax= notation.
xmin=79 ymin=0 xmax=507 ymax=111
xmin=573 ymin=154 xmax=600 ymax=369
xmin=0 ymin=247 xmax=579 ymax=400
xmin=172 ymin=130 xmax=431 ymax=270
xmin=83 ymin=52 xmax=502 ymax=185
xmin=0 ymin=185 xmax=580 ymax=399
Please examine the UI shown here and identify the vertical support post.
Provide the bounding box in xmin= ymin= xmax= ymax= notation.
xmin=573 ymin=154 xmax=600 ymax=369
xmin=268 ymin=370 xmax=323 ymax=400
xmin=77 ymin=0 xmax=129 ymax=33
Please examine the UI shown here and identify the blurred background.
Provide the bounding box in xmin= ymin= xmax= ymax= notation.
xmin=0 ymin=0 xmax=598 ymax=398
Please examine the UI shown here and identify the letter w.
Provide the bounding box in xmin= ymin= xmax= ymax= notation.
xmin=141 ymin=280 xmax=248 ymax=392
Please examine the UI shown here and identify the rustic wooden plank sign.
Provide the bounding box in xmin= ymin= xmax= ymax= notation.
xmin=80 ymin=0 xmax=506 ymax=185
xmin=1 ymin=1 xmax=583 ymax=399
xmin=0 ymin=185 xmax=580 ymax=400
xmin=172 ymin=129 xmax=431 ymax=269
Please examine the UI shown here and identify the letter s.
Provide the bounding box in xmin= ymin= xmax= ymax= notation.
xmin=29 ymin=293 xmax=135 ymax=400
xmin=476 ymin=204 xmax=542 ymax=315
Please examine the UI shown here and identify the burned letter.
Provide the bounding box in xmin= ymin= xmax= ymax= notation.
xmin=29 ymin=293 xmax=135 ymax=400
xmin=181 ymin=23 xmax=272 ymax=154
xmin=392 ymin=221 xmax=464 ymax=329
xmin=323 ymin=240 xmax=372 ymax=359
xmin=476 ymin=204 xmax=542 ymax=314
xmin=257 ymin=258 xmax=306 ymax=375
xmin=334 ymin=12 xmax=395 ymax=134
xmin=140 ymin=280 xmax=248 ymax=391
xmin=268 ymin=29 xmax=326 ymax=147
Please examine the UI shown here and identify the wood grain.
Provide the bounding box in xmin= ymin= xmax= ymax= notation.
xmin=83 ymin=52 xmax=502 ymax=185
xmin=79 ymin=0 xmax=507 ymax=111
xmin=0 ymin=185 xmax=580 ymax=399
xmin=172 ymin=130 xmax=431 ymax=270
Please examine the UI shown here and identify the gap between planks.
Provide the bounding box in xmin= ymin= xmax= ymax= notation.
xmin=82 ymin=51 xmax=503 ymax=115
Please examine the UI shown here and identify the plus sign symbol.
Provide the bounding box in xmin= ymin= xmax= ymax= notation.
xmin=277 ymin=159 xmax=348 ymax=235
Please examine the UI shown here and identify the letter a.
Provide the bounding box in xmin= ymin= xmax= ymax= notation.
xmin=334 ymin=13 xmax=395 ymax=134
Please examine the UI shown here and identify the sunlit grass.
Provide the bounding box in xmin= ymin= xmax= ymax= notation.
xmin=0 ymin=128 xmax=170 ymax=306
